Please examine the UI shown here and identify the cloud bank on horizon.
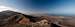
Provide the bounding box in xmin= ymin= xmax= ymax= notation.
xmin=0 ymin=5 xmax=33 ymax=14
xmin=0 ymin=0 xmax=75 ymax=15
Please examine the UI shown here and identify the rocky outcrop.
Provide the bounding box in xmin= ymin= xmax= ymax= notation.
xmin=1 ymin=10 xmax=75 ymax=27
xmin=0 ymin=10 xmax=29 ymax=27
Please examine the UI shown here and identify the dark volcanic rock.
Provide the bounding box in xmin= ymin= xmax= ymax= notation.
xmin=0 ymin=10 xmax=24 ymax=27
xmin=0 ymin=10 xmax=42 ymax=27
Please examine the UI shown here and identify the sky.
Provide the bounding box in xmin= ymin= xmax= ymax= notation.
xmin=0 ymin=0 xmax=75 ymax=15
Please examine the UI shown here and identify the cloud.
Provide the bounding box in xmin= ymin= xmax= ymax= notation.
xmin=0 ymin=5 xmax=34 ymax=14
xmin=0 ymin=5 xmax=16 ymax=12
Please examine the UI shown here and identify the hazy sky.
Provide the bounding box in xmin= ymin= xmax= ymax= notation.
xmin=0 ymin=0 xmax=75 ymax=15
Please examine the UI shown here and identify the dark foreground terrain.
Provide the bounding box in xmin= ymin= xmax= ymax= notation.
xmin=0 ymin=10 xmax=75 ymax=27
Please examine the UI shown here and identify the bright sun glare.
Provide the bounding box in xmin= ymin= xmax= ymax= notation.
xmin=0 ymin=6 xmax=16 ymax=12
xmin=0 ymin=5 xmax=34 ymax=14
xmin=0 ymin=5 xmax=28 ymax=14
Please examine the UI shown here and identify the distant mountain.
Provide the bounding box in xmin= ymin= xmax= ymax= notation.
xmin=47 ymin=14 xmax=75 ymax=16
xmin=30 ymin=13 xmax=75 ymax=16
